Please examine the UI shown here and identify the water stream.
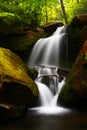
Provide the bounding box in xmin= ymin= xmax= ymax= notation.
xmin=28 ymin=26 xmax=70 ymax=114
xmin=28 ymin=25 xmax=68 ymax=69
xmin=29 ymin=77 xmax=70 ymax=115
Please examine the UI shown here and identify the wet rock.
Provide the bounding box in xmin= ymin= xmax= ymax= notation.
xmin=58 ymin=40 xmax=87 ymax=109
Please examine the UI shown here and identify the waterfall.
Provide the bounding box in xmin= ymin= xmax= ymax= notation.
xmin=28 ymin=25 xmax=68 ymax=69
xmin=29 ymin=78 xmax=67 ymax=115
xmin=35 ymin=77 xmax=65 ymax=107
xmin=35 ymin=82 xmax=54 ymax=106
xmin=28 ymin=25 xmax=68 ymax=109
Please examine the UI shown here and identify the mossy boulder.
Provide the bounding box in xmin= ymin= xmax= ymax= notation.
xmin=0 ymin=30 xmax=47 ymax=62
xmin=58 ymin=40 xmax=87 ymax=109
xmin=67 ymin=13 xmax=87 ymax=64
xmin=0 ymin=47 xmax=39 ymax=118
xmin=0 ymin=12 xmax=47 ymax=62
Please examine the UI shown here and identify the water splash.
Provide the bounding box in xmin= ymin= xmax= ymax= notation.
xmin=35 ymin=77 xmax=65 ymax=107
xmin=29 ymin=106 xmax=70 ymax=115
xmin=29 ymin=78 xmax=67 ymax=115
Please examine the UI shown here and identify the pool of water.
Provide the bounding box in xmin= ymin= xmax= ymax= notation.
xmin=0 ymin=107 xmax=87 ymax=130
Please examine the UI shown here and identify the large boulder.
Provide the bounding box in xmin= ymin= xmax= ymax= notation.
xmin=0 ymin=30 xmax=47 ymax=62
xmin=58 ymin=40 xmax=87 ymax=109
xmin=0 ymin=47 xmax=39 ymax=118
xmin=70 ymin=13 xmax=87 ymax=28
xmin=67 ymin=13 xmax=87 ymax=64
xmin=42 ymin=21 xmax=63 ymax=34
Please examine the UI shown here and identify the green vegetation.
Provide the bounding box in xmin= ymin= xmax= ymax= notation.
xmin=65 ymin=0 xmax=87 ymax=22
xmin=0 ymin=0 xmax=87 ymax=31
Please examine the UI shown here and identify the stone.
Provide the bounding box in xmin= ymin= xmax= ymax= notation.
xmin=67 ymin=13 xmax=87 ymax=65
xmin=70 ymin=13 xmax=87 ymax=28
xmin=42 ymin=21 xmax=63 ymax=34
xmin=0 ymin=47 xmax=39 ymax=117
xmin=58 ymin=40 xmax=87 ymax=109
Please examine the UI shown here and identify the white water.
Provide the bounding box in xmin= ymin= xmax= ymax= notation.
xmin=35 ymin=65 xmax=59 ymax=95
xmin=35 ymin=77 xmax=65 ymax=107
xmin=28 ymin=26 xmax=68 ymax=69
xmin=29 ymin=78 xmax=69 ymax=115
xmin=28 ymin=26 xmax=69 ymax=114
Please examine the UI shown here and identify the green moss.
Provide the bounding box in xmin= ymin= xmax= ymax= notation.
xmin=27 ymin=68 xmax=38 ymax=80
xmin=59 ymin=72 xmax=79 ymax=105
xmin=59 ymin=81 xmax=76 ymax=101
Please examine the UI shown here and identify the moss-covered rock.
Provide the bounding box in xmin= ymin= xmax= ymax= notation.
xmin=0 ymin=30 xmax=47 ymax=62
xmin=0 ymin=47 xmax=39 ymax=117
xmin=58 ymin=40 xmax=87 ymax=109
xmin=67 ymin=13 xmax=87 ymax=64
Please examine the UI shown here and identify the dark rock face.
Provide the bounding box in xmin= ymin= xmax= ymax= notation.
xmin=70 ymin=14 xmax=87 ymax=28
xmin=67 ymin=13 xmax=87 ymax=64
xmin=42 ymin=21 xmax=64 ymax=34
xmin=58 ymin=41 xmax=87 ymax=109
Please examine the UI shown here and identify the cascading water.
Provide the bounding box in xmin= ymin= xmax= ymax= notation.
xmin=35 ymin=65 xmax=59 ymax=95
xmin=28 ymin=25 xmax=68 ymax=69
xmin=28 ymin=26 xmax=69 ymax=114
xmin=35 ymin=76 xmax=65 ymax=107
xmin=29 ymin=77 xmax=67 ymax=114
xmin=35 ymin=65 xmax=59 ymax=106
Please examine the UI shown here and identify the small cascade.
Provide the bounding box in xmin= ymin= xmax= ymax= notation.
xmin=35 ymin=76 xmax=65 ymax=107
xmin=29 ymin=77 xmax=69 ymax=115
xmin=34 ymin=65 xmax=65 ymax=107
xmin=35 ymin=65 xmax=59 ymax=95
xmin=35 ymin=82 xmax=54 ymax=106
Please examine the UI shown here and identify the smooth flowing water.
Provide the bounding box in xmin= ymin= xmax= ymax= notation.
xmin=35 ymin=77 xmax=65 ymax=107
xmin=28 ymin=26 xmax=68 ymax=69
xmin=28 ymin=26 xmax=69 ymax=114
xmin=29 ymin=77 xmax=69 ymax=115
